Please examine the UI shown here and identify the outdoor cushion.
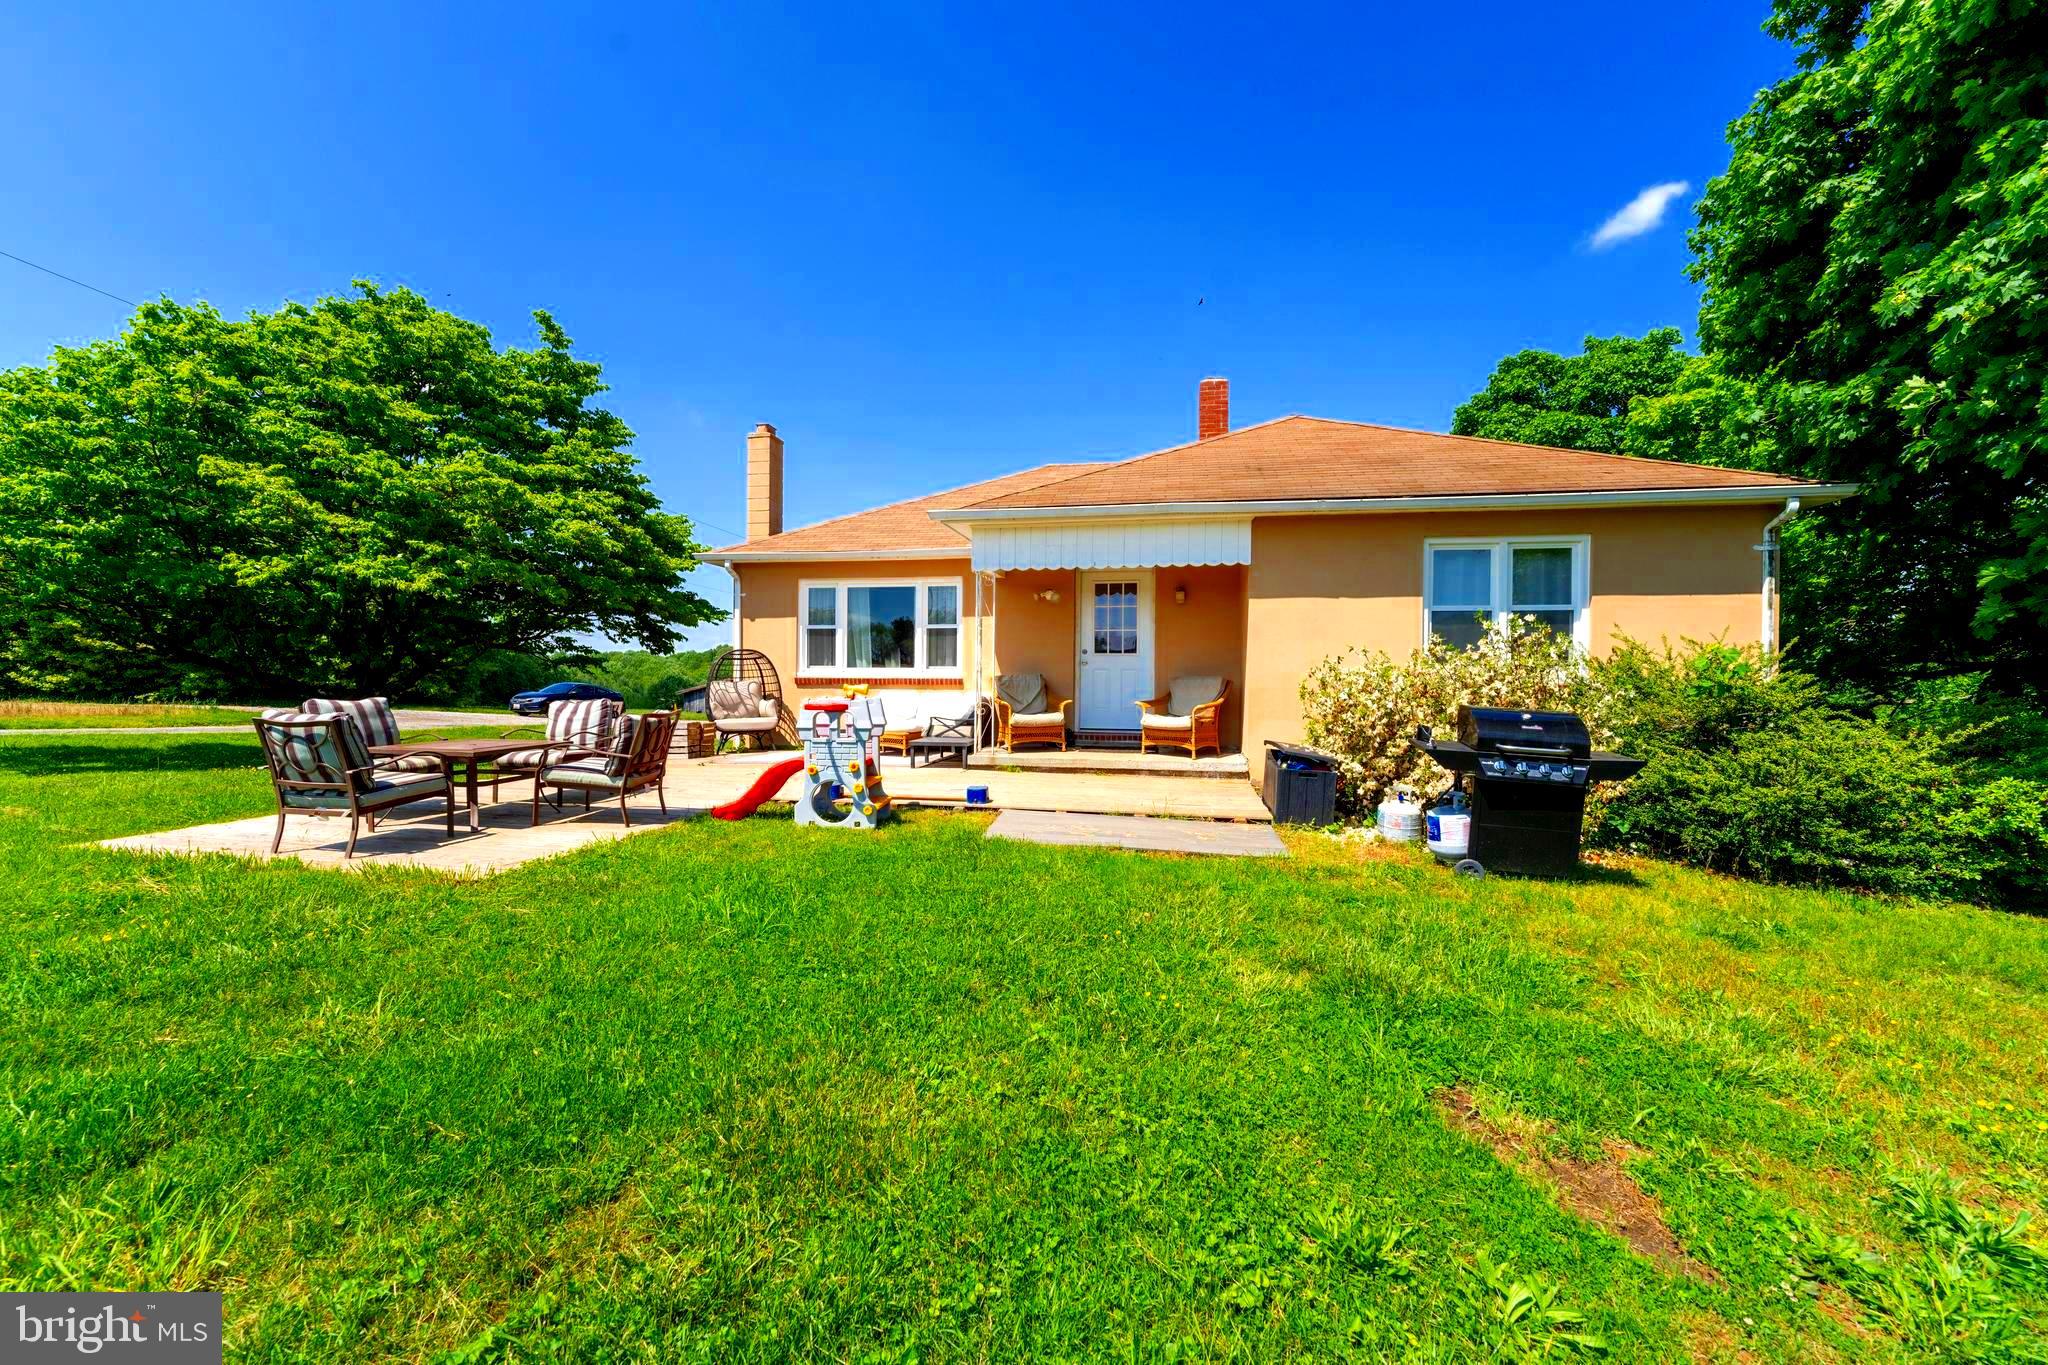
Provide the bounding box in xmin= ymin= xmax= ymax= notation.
xmin=1011 ymin=711 xmax=1067 ymax=727
xmin=259 ymin=711 xmax=375 ymax=793
xmin=608 ymin=715 xmax=641 ymax=776
xmin=997 ymin=674 xmax=1047 ymax=717
xmin=281 ymin=770 xmax=447 ymax=810
xmin=377 ymin=753 xmax=444 ymax=773
xmin=539 ymin=715 xmax=638 ymax=788
xmin=717 ymin=714 xmax=779 ymax=733
xmin=1139 ymin=711 xmax=1195 ymax=731
xmin=303 ymin=696 xmax=401 ymax=748
xmin=546 ymin=697 xmax=622 ymax=748
xmin=1165 ymin=676 xmax=1226 ymax=717
xmin=538 ymin=765 xmax=626 ymax=791
xmin=708 ymin=678 xmax=764 ymax=722
xmin=493 ymin=746 xmax=556 ymax=770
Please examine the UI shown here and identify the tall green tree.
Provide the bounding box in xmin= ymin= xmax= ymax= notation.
xmin=0 ymin=283 xmax=719 ymax=699
xmin=1451 ymin=328 xmax=1690 ymax=453
xmin=1688 ymin=0 xmax=2048 ymax=694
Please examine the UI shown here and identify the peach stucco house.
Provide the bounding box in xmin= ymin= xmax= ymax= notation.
xmin=699 ymin=379 xmax=1853 ymax=781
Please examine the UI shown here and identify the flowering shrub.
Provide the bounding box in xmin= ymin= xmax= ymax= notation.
xmin=1298 ymin=617 xmax=1603 ymax=817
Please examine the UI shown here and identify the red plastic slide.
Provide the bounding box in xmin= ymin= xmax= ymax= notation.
xmin=711 ymin=758 xmax=806 ymax=820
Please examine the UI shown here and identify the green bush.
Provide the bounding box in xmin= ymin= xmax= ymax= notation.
xmin=1299 ymin=628 xmax=2048 ymax=907
xmin=1588 ymin=709 xmax=2045 ymax=903
xmin=1584 ymin=642 xmax=2048 ymax=906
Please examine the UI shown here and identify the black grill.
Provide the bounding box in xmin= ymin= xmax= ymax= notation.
xmin=1412 ymin=705 xmax=1643 ymax=877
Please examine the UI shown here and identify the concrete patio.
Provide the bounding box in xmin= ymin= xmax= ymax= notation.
xmin=99 ymin=791 xmax=700 ymax=874
xmin=98 ymin=751 xmax=1270 ymax=875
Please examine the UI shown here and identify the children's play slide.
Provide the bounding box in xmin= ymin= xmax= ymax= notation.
xmin=708 ymin=689 xmax=897 ymax=828
xmin=710 ymin=758 xmax=805 ymax=820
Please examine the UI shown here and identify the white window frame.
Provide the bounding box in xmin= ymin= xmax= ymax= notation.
xmin=1422 ymin=536 xmax=1591 ymax=650
xmin=796 ymin=576 xmax=965 ymax=678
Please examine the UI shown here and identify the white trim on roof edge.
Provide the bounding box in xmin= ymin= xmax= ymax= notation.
xmin=929 ymin=483 xmax=1859 ymax=525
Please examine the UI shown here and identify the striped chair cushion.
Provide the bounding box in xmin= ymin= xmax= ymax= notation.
xmin=282 ymin=771 xmax=447 ymax=809
xmin=259 ymin=712 xmax=375 ymax=793
xmin=542 ymin=716 xmax=639 ymax=787
xmin=303 ymin=696 xmax=401 ymax=748
xmin=376 ymin=752 xmax=444 ymax=773
xmin=545 ymin=697 xmax=622 ymax=748
xmin=493 ymin=747 xmax=555 ymax=771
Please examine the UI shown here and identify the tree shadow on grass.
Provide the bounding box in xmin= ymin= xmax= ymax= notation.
xmin=0 ymin=739 xmax=260 ymax=778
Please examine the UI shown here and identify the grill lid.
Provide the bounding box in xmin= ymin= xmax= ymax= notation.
xmin=1456 ymin=706 xmax=1591 ymax=760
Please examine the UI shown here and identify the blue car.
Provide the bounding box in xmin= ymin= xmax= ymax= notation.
xmin=508 ymin=681 xmax=624 ymax=717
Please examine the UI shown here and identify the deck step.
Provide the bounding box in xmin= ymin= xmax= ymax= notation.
xmin=965 ymin=748 xmax=1250 ymax=779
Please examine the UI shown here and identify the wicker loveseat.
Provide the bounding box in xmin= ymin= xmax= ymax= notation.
xmin=874 ymin=691 xmax=980 ymax=756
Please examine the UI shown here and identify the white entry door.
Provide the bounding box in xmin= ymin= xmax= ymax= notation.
xmin=1076 ymin=571 xmax=1154 ymax=732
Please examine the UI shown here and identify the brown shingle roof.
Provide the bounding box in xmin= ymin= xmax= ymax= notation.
xmin=953 ymin=416 xmax=1821 ymax=511
xmin=709 ymin=463 xmax=1108 ymax=556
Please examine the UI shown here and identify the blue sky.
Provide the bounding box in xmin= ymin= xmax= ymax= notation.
xmin=1 ymin=2 xmax=1791 ymax=649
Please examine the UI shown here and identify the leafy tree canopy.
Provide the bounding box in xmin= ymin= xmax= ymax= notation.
xmin=0 ymin=283 xmax=720 ymax=699
xmin=1451 ymin=328 xmax=1690 ymax=453
xmin=1687 ymin=0 xmax=2048 ymax=692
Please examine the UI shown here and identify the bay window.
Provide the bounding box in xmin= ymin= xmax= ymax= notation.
xmin=1424 ymin=538 xmax=1589 ymax=649
xmin=798 ymin=577 xmax=964 ymax=675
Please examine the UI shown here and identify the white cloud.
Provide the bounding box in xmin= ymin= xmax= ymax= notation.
xmin=1590 ymin=181 xmax=1691 ymax=250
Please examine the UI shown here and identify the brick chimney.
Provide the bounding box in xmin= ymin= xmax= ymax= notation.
xmin=1198 ymin=377 xmax=1229 ymax=440
xmin=746 ymin=423 xmax=783 ymax=541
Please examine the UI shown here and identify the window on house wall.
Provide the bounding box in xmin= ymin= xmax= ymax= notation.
xmin=805 ymin=587 xmax=837 ymax=669
xmin=798 ymin=578 xmax=964 ymax=675
xmin=1425 ymin=539 xmax=1588 ymax=649
xmin=926 ymin=584 xmax=959 ymax=668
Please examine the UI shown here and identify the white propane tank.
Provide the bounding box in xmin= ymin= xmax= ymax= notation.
xmin=1376 ymin=789 xmax=1423 ymax=842
xmin=1427 ymin=796 xmax=1472 ymax=859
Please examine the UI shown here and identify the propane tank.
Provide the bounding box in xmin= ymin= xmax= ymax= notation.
xmin=1376 ymin=788 xmax=1423 ymax=842
xmin=1427 ymin=792 xmax=1472 ymax=859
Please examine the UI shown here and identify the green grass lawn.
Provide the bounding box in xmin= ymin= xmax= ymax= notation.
xmin=1 ymin=735 xmax=2043 ymax=1361
xmin=0 ymin=701 xmax=258 ymax=729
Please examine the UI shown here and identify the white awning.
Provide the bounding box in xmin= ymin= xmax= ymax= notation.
xmin=970 ymin=518 xmax=1251 ymax=571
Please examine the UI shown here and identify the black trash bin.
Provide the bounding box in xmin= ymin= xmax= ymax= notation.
xmin=1262 ymin=741 xmax=1339 ymax=826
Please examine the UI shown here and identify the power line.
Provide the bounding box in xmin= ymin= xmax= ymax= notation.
xmin=1 ymin=249 xmax=139 ymax=308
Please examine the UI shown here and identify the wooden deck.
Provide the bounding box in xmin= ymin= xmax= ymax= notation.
xmin=674 ymin=752 xmax=1270 ymax=821
xmin=965 ymin=746 xmax=1249 ymax=778
xmin=98 ymin=754 xmax=1269 ymax=876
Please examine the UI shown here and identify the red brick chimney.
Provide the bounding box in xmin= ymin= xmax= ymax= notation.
xmin=1198 ymin=377 xmax=1229 ymax=440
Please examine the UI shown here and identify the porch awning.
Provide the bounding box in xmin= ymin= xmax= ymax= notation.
xmin=970 ymin=517 xmax=1251 ymax=571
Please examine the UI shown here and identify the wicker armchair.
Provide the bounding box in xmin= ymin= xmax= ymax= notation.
xmin=993 ymin=673 xmax=1072 ymax=751
xmin=1136 ymin=677 xmax=1230 ymax=759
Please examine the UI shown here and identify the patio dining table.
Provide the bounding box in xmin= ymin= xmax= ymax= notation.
xmin=367 ymin=737 xmax=544 ymax=833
